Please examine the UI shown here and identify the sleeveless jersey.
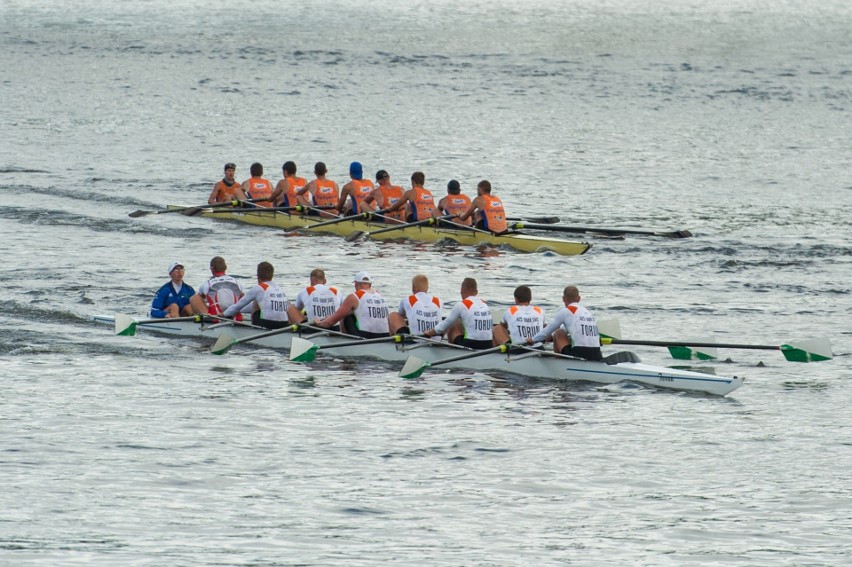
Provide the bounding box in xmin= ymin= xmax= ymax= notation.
xmin=409 ymin=187 xmax=436 ymax=221
xmin=198 ymin=273 xmax=244 ymax=316
xmin=348 ymin=179 xmax=375 ymax=214
xmin=480 ymin=194 xmax=507 ymax=233
xmin=398 ymin=291 xmax=442 ymax=336
xmin=257 ymin=281 xmax=291 ymax=322
xmin=441 ymin=195 xmax=472 ymax=226
xmin=435 ymin=296 xmax=493 ymax=341
xmin=282 ymin=176 xmax=307 ymax=207
xmin=352 ymin=289 xmax=390 ymax=334
xmin=245 ymin=177 xmax=274 ymax=207
xmin=378 ymin=185 xmax=405 ymax=222
xmin=296 ymin=284 xmax=341 ymax=320
xmin=311 ymin=179 xmax=339 ymax=208
xmin=532 ymin=303 xmax=599 ymax=347
xmin=212 ymin=179 xmax=237 ymax=203
xmin=501 ymin=305 xmax=546 ymax=344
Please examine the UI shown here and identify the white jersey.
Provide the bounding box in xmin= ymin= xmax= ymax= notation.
xmin=296 ymin=283 xmax=341 ymax=320
xmin=531 ymin=302 xmax=599 ymax=347
xmin=197 ymin=273 xmax=244 ymax=315
xmin=223 ymin=280 xmax=291 ymax=322
xmin=501 ymin=304 xmax=546 ymax=344
xmin=397 ymin=291 xmax=442 ymax=336
xmin=434 ymin=296 xmax=493 ymax=341
xmin=352 ymin=289 xmax=390 ymax=334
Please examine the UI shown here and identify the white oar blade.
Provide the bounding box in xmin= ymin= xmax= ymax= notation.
xmin=114 ymin=313 xmax=137 ymax=336
xmin=290 ymin=337 xmax=319 ymax=362
xmin=782 ymin=338 xmax=833 ymax=362
xmin=597 ymin=318 xmax=622 ymax=340
xmin=668 ymin=337 xmax=718 ymax=360
xmin=399 ymin=356 xmax=430 ymax=379
xmin=211 ymin=334 xmax=237 ymax=355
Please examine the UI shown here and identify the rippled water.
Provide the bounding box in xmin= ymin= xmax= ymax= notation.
xmin=2 ymin=0 xmax=851 ymax=565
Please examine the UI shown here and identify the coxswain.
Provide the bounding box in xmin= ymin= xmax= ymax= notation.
xmin=150 ymin=261 xmax=195 ymax=319
xmin=208 ymin=163 xmax=239 ymax=204
xmin=313 ymin=271 xmax=390 ymax=338
xmin=527 ymin=285 xmax=602 ymax=361
xmin=422 ymin=277 xmax=496 ymax=349
xmin=457 ymin=179 xmax=507 ymax=233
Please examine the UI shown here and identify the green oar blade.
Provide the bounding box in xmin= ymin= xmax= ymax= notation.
xmin=114 ymin=313 xmax=138 ymax=336
xmin=290 ymin=337 xmax=319 ymax=362
xmin=667 ymin=337 xmax=718 ymax=360
xmin=399 ymin=356 xmax=431 ymax=379
xmin=780 ymin=338 xmax=833 ymax=362
xmin=211 ymin=334 xmax=237 ymax=355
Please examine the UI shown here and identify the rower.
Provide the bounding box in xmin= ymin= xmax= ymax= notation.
xmin=234 ymin=162 xmax=274 ymax=208
xmin=527 ymin=285 xmax=602 ymax=361
xmin=361 ymin=169 xmax=406 ymax=223
xmin=389 ymin=274 xmax=443 ymax=337
xmin=294 ymin=268 xmax=342 ymax=330
xmin=222 ymin=261 xmax=302 ymax=329
xmin=337 ymin=161 xmax=375 ymax=216
xmin=312 ymin=271 xmax=390 ymax=338
xmin=436 ymin=179 xmax=472 ymax=227
xmin=271 ymin=161 xmax=307 ymax=208
xmin=189 ymin=256 xmax=245 ymax=320
xmin=296 ymin=162 xmax=340 ymax=217
xmin=383 ymin=171 xmax=436 ymax=223
xmin=493 ymin=285 xmax=546 ymax=348
xmin=422 ymin=277 xmax=496 ymax=349
xmin=457 ymin=179 xmax=507 ymax=233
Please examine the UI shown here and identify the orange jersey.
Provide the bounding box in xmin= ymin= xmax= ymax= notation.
xmin=480 ymin=194 xmax=507 ymax=233
xmin=311 ymin=179 xmax=339 ymax=208
xmin=283 ymin=176 xmax=307 ymax=207
xmin=211 ymin=179 xmax=238 ymax=203
xmin=378 ymin=185 xmax=405 ymax=222
xmin=245 ymin=177 xmax=274 ymax=207
xmin=440 ymin=195 xmax=472 ymax=226
xmin=409 ymin=187 xmax=435 ymax=221
xmin=349 ymin=179 xmax=375 ymax=213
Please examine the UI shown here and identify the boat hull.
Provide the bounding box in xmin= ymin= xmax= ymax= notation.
xmin=96 ymin=316 xmax=744 ymax=396
xmin=168 ymin=206 xmax=591 ymax=256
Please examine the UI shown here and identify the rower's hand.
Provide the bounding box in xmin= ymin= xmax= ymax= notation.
xmin=313 ymin=318 xmax=327 ymax=328
xmin=525 ymin=337 xmax=534 ymax=345
xmin=423 ymin=329 xmax=436 ymax=338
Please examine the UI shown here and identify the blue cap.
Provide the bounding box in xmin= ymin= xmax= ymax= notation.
xmin=349 ymin=161 xmax=363 ymax=180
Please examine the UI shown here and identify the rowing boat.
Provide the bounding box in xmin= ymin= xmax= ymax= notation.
xmin=166 ymin=206 xmax=591 ymax=256
xmin=95 ymin=315 xmax=745 ymax=396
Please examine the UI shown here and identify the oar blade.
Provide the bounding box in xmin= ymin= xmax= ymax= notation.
xmin=596 ymin=319 xmax=622 ymax=340
xmin=667 ymin=337 xmax=718 ymax=360
xmin=345 ymin=230 xmax=367 ymax=243
xmin=128 ymin=210 xmax=149 ymax=218
xmin=290 ymin=337 xmax=319 ymax=362
xmin=781 ymin=338 xmax=833 ymax=362
xmin=114 ymin=313 xmax=138 ymax=336
xmin=210 ymin=334 xmax=237 ymax=355
xmin=181 ymin=207 xmax=206 ymax=216
xmin=399 ymin=356 xmax=430 ymax=379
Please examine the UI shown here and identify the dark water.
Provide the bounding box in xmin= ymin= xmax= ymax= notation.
xmin=2 ymin=0 xmax=851 ymax=564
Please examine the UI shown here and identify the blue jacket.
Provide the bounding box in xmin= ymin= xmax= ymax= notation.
xmin=150 ymin=281 xmax=196 ymax=318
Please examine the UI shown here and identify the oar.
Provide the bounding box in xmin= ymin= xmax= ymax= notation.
xmin=509 ymin=222 xmax=692 ymax=238
xmin=345 ymin=214 xmax=455 ymax=242
xmin=286 ymin=208 xmax=384 ymax=232
xmin=114 ymin=313 xmax=204 ymax=336
xmin=211 ymin=324 xmax=301 ymax=355
xmin=128 ymin=199 xmax=263 ymax=218
xmin=600 ymin=337 xmax=833 ymax=363
xmin=399 ymin=344 xmax=509 ymax=379
xmin=506 ymin=216 xmax=560 ymax=224
xmin=289 ymin=335 xmax=406 ymax=363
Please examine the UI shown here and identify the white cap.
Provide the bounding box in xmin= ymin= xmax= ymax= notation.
xmin=168 ymin=261 xmax=185 ymax=274
xmin=353 ymin=271 xmax=372 ymax=283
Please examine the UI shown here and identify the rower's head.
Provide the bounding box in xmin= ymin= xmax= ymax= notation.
xmin=224 ymin=163 xmax=236 ymax=181
xmin=350 ymin=161 xmax=363 ymax=180
xmin=375 ymin=170 xmax=389 ymax=186
xmin=257 ymin=261 xmax=274 ymax=282
xmin=411 ymin=171 xmax=425 ymax=187
xmin=411 ymin=274 xmax=429 ymax=293
xmin=562 ymin=285 xmax=581 ymax=304
xmin=314 ymin=162 xmax=327 ymax=177
xmin=461 ymin=277 xmax=478 ymax=298
xmin=310 ymin=268 xmax=327 ymax=285
xmin=283 ymin=161 xmax=297 ymax=176
xmin=250 ymin=162 xmax=263 ymax=177
xmin=353 ymin=271 xmax=373 ymax=289
xmin=477 ymin=179 xmax=492 ymax=195
xmin=514 ymin=285 xmax=532 ymax=305
xmin=210 ymin=256 xmax=227 ymax=274
xmin=447 ymin=180 xmax=461 ymax=195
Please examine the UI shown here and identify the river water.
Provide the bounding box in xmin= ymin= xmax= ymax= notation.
xmin=2 ymin=0 xmax=851 ymax=565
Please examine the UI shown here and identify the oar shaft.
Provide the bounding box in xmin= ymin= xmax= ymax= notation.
xmin=511 ymin=222 xmax=690 ymax=238
xmin=365 ymin=214 xmax=454 ymax=237
xmin=603 ymin=338 xmax=780 ymax=351
xmin=429 ymin=344 xmax=508 ymax=366
xmin=314 ymin=335 xmax=404 ymax=350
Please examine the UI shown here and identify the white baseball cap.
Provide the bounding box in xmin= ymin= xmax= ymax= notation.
xmin=168 ymin=261 xmax=185 ymax=273
xmin=353 ymin=271 xmax=372 ymax=283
